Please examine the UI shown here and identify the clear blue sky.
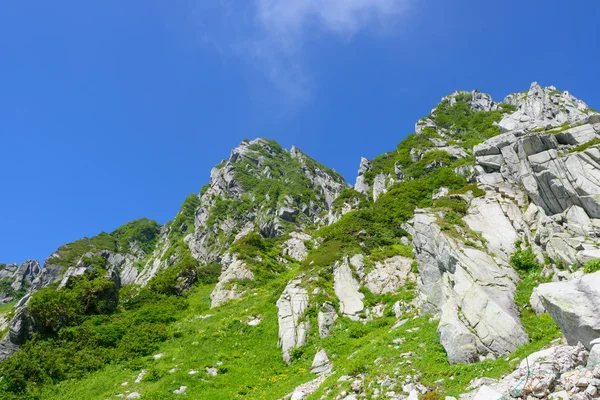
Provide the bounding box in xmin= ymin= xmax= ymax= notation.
xmin=1 ymin=0 xmax=599 ymax=264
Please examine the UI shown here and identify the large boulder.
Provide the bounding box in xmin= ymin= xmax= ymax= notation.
xmin=536 ymin=271 xmax=600 ymax=349
xmin=333 ymin=258 xmax=364 ymax=320
xmin=276 ymin=279 xmax=310 ymax=363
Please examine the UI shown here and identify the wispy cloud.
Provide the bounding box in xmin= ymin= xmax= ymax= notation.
xmin=201 ymin=0 xmax=410 ymax=103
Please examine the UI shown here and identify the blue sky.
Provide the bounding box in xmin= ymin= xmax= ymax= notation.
xmin=1 ymin=0 xmax=599 ymax=264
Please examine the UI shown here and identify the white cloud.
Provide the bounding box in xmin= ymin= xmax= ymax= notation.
xmin=255 ymin=0 xmax=408 ymax=48
xmin=203 ymin=0 xmax=410 ymax=103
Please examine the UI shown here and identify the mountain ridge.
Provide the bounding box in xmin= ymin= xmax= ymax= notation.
xmin=1 ymin=82 xmax=600 ymax=399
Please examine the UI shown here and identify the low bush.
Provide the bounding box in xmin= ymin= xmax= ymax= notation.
xmin=510 ymin=248 xmax=541 ymax=273
xmin=583 ymin=259 xmax=600 ymax=273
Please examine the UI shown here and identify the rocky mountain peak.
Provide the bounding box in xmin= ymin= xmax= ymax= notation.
xmin=499 ymin=81 xmax=596 ymax=132
xmin=186 ymin=138 xmax=347 ymax=262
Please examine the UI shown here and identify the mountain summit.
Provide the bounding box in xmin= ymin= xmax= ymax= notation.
xmin=1 ymin=83 xmax=600 ymax=399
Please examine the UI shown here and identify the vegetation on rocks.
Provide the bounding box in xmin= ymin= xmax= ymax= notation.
xmin=2 ymin=85 xmax=599 ymax=400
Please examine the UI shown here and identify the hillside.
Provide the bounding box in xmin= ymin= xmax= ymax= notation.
xmin=1 ymin=82 xmax=600 ymax=399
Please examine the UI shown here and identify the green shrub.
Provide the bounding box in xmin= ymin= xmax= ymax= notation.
xmin=510 ymin=248 xmax=541 ymax=272
xmin=583 ymin=259 xmax=600 ymax=273
xmin=110 ymin=218 xmax=161 ymax=254
xmin=28 ymin=275 xmax=117 ymax=334
xmin=348 ymin=322 xmax=369 ymax=338
xmin=433 ymin=197 xmax=468 ymax=215
xmin=197 ymin=261 xmax=222 ymax=284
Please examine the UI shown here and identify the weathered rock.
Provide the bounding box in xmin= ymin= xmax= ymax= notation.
xmin=210 ymin=254 xmax=254 ymax=308
xmin=0 ymin=260 xmax=42 ymax=298
xmin=276 ymin=279 xmax=310 ymax=363
xmin=588 ymin=340 xmax=600 ymax=367
xmin=537 ymin=272 xmax=600 ymax=349
xmin=310 ymin=349 xmax=332 ymax=374
xmin=412 ymin=209 xmax=528 ymax=364
xmin=364 ymin=256 xmax=414 ymax=294
xmin=459 ymin=344 xmax=590 ymax=400
xmin=282 ymin=232 xmax=312 ymax=261
xmin=529 ymin=288 xmax=546 ymax=315
xmin=556 ymin=124 xmax=598 ymax=145
xmin=333 ymin=258 xmax=364 ymax=320
xmin=317 ymin=302 xmax=338 ymax=338
xmin=499 ymin=82 xmax=593 ymax=132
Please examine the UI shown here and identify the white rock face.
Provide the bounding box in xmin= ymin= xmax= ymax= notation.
xmin=412 ymin=209 xmax=528 ymax=364
xmin=463 ymin=195 xmax=519 ymax=263
xmin=364 ymin=256 xmax=415 ymax=294
xmin=333 ymin=258 xmax=364 ymax=320
xmin=210 ymin=254 xmax=254 ymax=308
xmin=499 ymin=82 xmax=593 ymax=132
xmin=282 ymin=232 xmax=312 ymax=261
xmin=276 ymin=279 xmax=310 ymax=363
xmin=536 ymin=271 xmax=600 ymax=349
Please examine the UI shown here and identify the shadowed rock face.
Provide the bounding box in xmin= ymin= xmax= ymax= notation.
xmin=0 ymin=260 xmax=42 ymax=304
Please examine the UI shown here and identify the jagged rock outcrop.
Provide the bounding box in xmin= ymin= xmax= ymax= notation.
xmin=333 ymin=258 xmax=364 ymax=320
xmin=0 ymin=260 xmax=41 ymax=304
xmin=276 ymin=279 xmax=309 ymax=363
xmin=0 ymin=297 xmax=34 ymax=361
xmin=536 ymin=272 xmax=600 ymax=349
xmin=354 ymin=157 xmax=371 ymax=196
xmin=499 ymin=82 xmax=593 ymax=132
xmin=58 ymin=250 xmax=123 ymax=291
xmin=210 ymin=253 xmax=254 ymax=308
xmin=0 ymin=253 xmax=122 ymax=362
xmin=188 ymin=139 xmax=346 ymax=265
xmin=474 ymin=111 xmax=600 ymax=267
xmin=412 ymin=208 xmax=528 ymax=364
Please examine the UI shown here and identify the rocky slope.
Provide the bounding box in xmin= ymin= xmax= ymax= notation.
xmin=1 ymin=82 xmax=600 ymax=400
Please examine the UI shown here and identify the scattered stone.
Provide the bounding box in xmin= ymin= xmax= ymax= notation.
xmin=206 ymin=367 xmax=218 ymax=376
xmin=247 ymin=316 xmax=262 ymax=326
xmin=135 ymin=370 xmax=146 ymax=383
xmin=173 ymin=386 xmax=187 ymax=395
